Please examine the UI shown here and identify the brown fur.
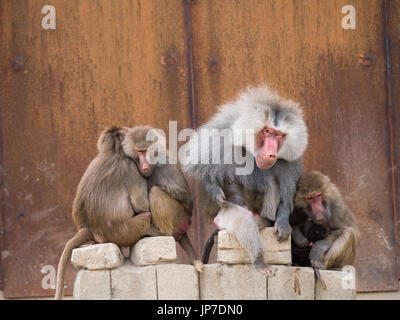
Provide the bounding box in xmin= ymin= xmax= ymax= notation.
xmin=128 ymin=126 xmax=201 ymax=270
xmin=55 ymin=126 xmax=152 ymax=300
xmin=292 ymin=171 xmax=360 ymax=269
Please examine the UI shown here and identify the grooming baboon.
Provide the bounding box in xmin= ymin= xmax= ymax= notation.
xmin=55 ymin=126 xmax=200 ymax=300
xmin=123 ymin=126 xmax=202 ymax=272
xmin=182 ymin=86 xmax=308 ymax=275
xmin=291 ymin=171 xmax=360 ymax=270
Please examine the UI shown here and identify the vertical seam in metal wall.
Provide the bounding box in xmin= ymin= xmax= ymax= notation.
xmin=183 ymin=0 xmax=202 ymax=257
xmin=0 ymin=96 xmax=5 ymax=291
xmin=382 ymin=0 xmax=399 ymax=273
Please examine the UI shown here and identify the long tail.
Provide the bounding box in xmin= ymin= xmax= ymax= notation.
xmin=201 ymin=229 xmax=219 ymax=264
xmin=55 ymin=228 xmax=92 ymax=300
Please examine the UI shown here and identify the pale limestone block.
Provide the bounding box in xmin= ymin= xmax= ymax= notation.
xmin=217 ymin=228 xmax=291 ymax=265
xmin=156 ymin=264 xmax=199 ymax=300
xmin=131 ymin=236 xmax=177 ymax=266
xmin=73 ymin=269 xmax=111 ymax=300
xmin=71 ymin=243 xmax=123 ymax=270
xmin=111 ymin=264 xmax=157 ymax=300
xmin=316 ymin=266 xmax=357 ymax=300
xmin=199 ymin=264 xmax=267 ymax=300
xmin=268 ymin=266 xmax=315 ymax=300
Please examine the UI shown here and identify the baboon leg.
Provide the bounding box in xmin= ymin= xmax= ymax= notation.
xmin=149 ymin=186 xmax=187 ymax=235
xmin=108 ymin=212 xmax=151 ymax=246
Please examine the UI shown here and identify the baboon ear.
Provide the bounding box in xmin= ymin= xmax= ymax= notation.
xmin=97 ymin=126 xmax=127 ymax=153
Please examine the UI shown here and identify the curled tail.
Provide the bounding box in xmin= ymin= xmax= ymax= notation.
xmin=55 ymin=228 xmax=92 ymax=300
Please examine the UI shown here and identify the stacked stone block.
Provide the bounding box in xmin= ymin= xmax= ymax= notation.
xmin=71 ymin=228 xmax=356 ymax=300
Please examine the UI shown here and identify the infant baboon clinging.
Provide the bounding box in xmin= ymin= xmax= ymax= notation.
xmin=183 ymin=86 xmax=308 ymax=276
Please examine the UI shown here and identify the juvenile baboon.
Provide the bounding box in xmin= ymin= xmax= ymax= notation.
xmin=123 ymin=126 xmax=202 ymax=271
xmin=182 ymin=86 xmax=308 ymax=275
xmin=55 ymin=126 xmax=200 ymax=300
xmin=291 ymin=171 xmax=360 ymax=270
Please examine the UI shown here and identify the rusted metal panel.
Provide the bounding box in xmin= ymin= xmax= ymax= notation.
xmin=190 ymin=0 xmax=398 ymax=291
xmin=388 ymin=0 xmax=400 ymax=278
xmin=0 ymin=0 xmax=191 ymax=297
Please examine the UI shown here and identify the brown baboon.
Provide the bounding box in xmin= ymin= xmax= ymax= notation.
xmin=123 ymin=126 xmax=202 ymax=272
xmin=55 ymin=126 xmax=200 ymax=300
xmin=182 ymin=85 xmax=308 ymax=276
xmin=55 ymin=127 xmax=152 ymax=299
xmin=291 ymin=171 xmax=360 ymax=271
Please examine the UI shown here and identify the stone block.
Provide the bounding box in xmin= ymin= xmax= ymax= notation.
xmin=268 ymin=266 xmax=314 ymax=300
xmin=217 ymin=228 xmax=291 ymax=265
xmin=71 ymin=243 xmax=123 ymax=270
xmin=156 ymin=264 xmax=199 ymax=300
xmin=199 ymin=264 xmax=267 ymax=300
xmin=131 ymin=236 xmax=177 ymax=266
xmin=316 ymin=266 xmax=357 ymax=300
xmin=111 ymin=264 xmax=157 ymax=300
xmin=73 ymin=269 xmax=111 ymax=300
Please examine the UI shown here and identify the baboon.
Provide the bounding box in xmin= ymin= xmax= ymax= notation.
xmin=123 ymin=126 xmax=202 ymax=271
xmin=55 ymin=126 xmax=200 ymax=300
xmin=291 ymin=171 xmax=360 ymax=270
xmin=182 ymin=85 xmax=308 ymax=275
xmin=55 ymin=127 xmax=151 ymax=299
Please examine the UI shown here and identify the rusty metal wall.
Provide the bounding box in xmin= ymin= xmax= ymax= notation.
xmin=0 ymin=0 xmax=398 ymax=297
xmin=388 ymin=0 xmax=400 ymax=278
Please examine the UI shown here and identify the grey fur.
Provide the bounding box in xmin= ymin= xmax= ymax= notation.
xmin=182 ymin=85 xmax=308 ymax=272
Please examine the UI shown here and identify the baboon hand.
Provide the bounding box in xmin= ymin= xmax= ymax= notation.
xmin=274 ymin=219 xmax=292 ymax=242
xmin=293 ymin=234 xmax=309 ymax=248
xmin=215 ymin=188 xmax=228 ymax=207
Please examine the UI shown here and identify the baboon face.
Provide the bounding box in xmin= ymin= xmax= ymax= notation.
xmin=122 ymin=125 xmax=155 ymax=178
xmin=254 ymin=126 xmax=286 ymax=169
xmin=304 ymin=191 xmax=331 ymax=225
xmin=134 ymin=148 xmax=153 ymax=177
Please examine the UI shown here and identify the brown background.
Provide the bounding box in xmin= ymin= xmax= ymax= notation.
xmin=0 ymin=0 xmax=398 ymax=297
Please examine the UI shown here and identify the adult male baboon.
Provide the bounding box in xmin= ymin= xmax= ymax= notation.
xmin=182 ymin=86 xmax=308 ymax=275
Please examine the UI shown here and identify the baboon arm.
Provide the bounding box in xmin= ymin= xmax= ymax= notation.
xmin=291 ymin=225 xmax=309 ymax=248
xmin=309 ymin=229 xmax=343 ymax=268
